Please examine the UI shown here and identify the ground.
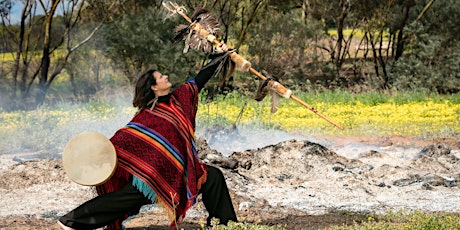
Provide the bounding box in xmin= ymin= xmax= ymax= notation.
xmin=1 ymin=135 xmax=459 ymax=229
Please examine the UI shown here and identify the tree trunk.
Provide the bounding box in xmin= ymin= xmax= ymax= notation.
xmin=11 ymin=0 xmax=30 ymax=100
xmin=395 ymin=0 xmax=414 ymax=60
xmin=36 ymin=0 xmax=60 ymax=106
xmin=334 ymin=0 xmax=350 ymax=69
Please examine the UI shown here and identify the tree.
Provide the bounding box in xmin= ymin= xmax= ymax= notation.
xmin=0 ymin=0 xmax=105 ymax=110
xmin=95 ymin=3 xmax=201 ymax=85
xmin=247 ymin=7 xmax=319 ymax=79
xmin=389 ymin=0 xmax=459 ymax=94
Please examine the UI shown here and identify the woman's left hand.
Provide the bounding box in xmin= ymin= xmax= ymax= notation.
xmin=215 ymin=41 xmax=228 ymax=53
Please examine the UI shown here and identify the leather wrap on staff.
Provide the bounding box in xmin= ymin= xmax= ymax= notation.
xmin=269 ymin=81 xmax=293 ymax=99
xmin=188 ymin=21 xmax=251 ymax=72
xmin=191 ymin=22 xmax=217 ymax=43
xmin=229 ymin=52 xmax=251 ymax=72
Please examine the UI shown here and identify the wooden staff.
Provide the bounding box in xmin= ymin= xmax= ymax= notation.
xmin=163 ymin=2 xmax=344 ymax=130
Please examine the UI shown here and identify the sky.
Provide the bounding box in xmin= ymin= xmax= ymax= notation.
xmin=6 ymin=1 xmax=23 ymax=24
xmin=5 ymin=0 xmax=63 ymax=24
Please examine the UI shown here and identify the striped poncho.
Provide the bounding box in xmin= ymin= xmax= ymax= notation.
xmin=96 ymin=79 xmax=207 ymax=229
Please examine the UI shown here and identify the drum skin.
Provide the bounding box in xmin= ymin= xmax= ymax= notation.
xmin=62 ymin=132 xmax=117 ymax=186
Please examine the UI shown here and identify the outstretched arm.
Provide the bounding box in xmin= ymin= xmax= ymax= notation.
xmin=194 ymin=42 xmax=229 ymax=91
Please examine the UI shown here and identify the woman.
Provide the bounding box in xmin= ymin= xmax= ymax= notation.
xmin=58 ymin=42 xmax=237 ymax=230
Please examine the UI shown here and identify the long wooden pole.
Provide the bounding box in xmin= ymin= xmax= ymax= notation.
xmin=164 ymin=2 xmax=344 ymax=130
xmin=247 ymin=68 xmax=344 ymax=130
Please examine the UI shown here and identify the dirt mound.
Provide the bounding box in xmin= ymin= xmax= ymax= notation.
xmin=201 ymin=137 xmax=460 ymax=215
xmin=226 ymin=139 xmax=367 ymax=185
xmin=1 ymin=136 xmax=460 ymax=229
xmin=0 ymin=160 xmax=65 ymax=189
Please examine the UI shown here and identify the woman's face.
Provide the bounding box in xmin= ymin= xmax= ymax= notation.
xmin=151 ymin=71 xmax=172 ymax=96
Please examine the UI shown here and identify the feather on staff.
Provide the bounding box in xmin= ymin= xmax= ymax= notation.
xmin=173 ymin=8 xmax=220 ymax=53
xmin=172 ymin=7 xmax=236 ymax=94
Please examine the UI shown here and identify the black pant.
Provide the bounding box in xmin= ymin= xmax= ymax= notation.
xmin=59 ymin=165 xmax=237 ymax=229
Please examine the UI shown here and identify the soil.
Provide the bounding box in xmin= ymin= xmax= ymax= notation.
xmin=1 ymin=135 xmax=459 ymax=230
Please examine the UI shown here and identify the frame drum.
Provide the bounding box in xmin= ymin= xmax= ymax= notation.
xmin=62 ymin=132 xmax=117 ymax=186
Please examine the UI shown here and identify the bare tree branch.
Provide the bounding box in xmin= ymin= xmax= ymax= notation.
xmin=416 ymin=0 xmax=436 ymax=21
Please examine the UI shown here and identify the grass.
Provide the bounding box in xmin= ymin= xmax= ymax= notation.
xmin=197 ymin=90 xmax=460 ymax=138
xmin=0 ymin=101 xmax=137 ymax=155
xmin=197 ymin=211 xmax=460 ymax=229
xmin=328 ymin=211 xmax=460 ymax=230
xmin=327 ymin=29 xmax=390 ymax=41
xmin=0 ymin=49 xmax=69 ymax=62
xmin=1 ymin=91 xmax=458 ymax=155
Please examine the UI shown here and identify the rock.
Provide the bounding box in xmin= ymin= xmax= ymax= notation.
xmin=417 ymin=144 xmax=451 ymax=157
xmin=238 ymin=201 xmax=255 ymax=211
xmin=393 ymin=174 xmax=422 ymax=187
xmin=196 ymin=137 xmax=238 ymax=169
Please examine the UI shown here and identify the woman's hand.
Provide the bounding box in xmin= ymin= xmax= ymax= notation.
xmin=214 ymin=41 xmax=228 ymax=53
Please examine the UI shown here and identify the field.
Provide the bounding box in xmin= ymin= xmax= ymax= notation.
xmin=1 ymin=91 xmax=460 ymax=229
xmin=1 ymin=91 xmax=459 ymax=155
xmin=197 ymin=91 xmax=460 ymax=137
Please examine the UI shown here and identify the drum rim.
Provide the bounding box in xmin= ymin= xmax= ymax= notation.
xmin=62 ymin=131 xmax=117 ymax=186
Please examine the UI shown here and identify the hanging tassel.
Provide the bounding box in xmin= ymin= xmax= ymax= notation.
xmin=132 ymin=176 xmax=157 ymax=202
xmin=149 ymin=97 xmax=158 ymax=110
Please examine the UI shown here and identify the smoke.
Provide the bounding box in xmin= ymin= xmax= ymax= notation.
xmin=196 ymin=125 xmax=307 ymax=156
xmin=0 ymin=103 xmax=309 ymax=160
xmin=0 ymin=102 xmax=135 ymax=160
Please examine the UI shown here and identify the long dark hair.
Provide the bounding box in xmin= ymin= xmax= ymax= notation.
xmin=133 ymin=69 xmax=157 ymax=110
